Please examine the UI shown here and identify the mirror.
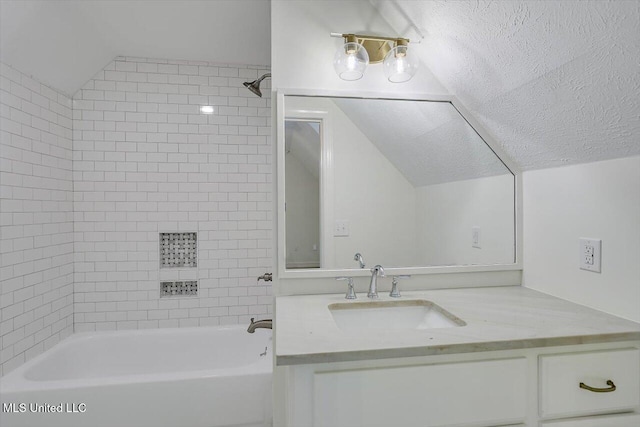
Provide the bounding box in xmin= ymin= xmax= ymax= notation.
xmin=281 ymin=95 xmax=515 ymax=271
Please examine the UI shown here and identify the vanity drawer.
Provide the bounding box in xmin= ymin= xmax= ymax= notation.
xmin=313 ymin=357 xmax=527 ymax=427
xmin=539 ymin=349 xmax=640 ymax=419
xmin=540 ymin=413 xmax=640 ymax=427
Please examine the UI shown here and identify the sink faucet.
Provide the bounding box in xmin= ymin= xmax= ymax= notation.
xmin=367 ymin=265 xmax=385 ymax=299
xmin=354 ymin=252 xmax=365 ymax=269
xmin=247 ymin=318 xmax=272 ymax=333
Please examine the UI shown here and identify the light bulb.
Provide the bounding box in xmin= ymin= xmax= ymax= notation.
xmin=383 ymin=44 xmax=418 ymax=83
xmin=333 ymin=42 xmax=369 ymax=81
xmin=346 ymin=54 xmax=357 ymax=71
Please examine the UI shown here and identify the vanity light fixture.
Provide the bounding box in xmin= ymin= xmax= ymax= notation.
xmin=200 ymin=105 xmax=214 ymax=114
xmin=331 ymin=33 xmax=419 ymax=83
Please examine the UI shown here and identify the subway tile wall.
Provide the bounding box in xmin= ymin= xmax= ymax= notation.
xmin=0 ymin=63 xmax=74 ymax=376
xmin=72 ymin=57 xmax=273 ymax=331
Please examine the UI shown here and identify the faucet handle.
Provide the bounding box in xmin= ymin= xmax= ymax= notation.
xmin=257 ymin=273 xmax=272 ymax=282
xmin=390 ymin=275 xmax=411 ymax=298
xmin=336 ymin=277 xmax=356 ymax=300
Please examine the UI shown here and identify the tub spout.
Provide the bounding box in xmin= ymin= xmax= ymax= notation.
xmin=247 ymin=318 xmax=272 ymax=333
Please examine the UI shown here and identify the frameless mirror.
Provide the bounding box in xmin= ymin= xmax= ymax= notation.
xmin=281 ymin=95 xmax=515 ymax=271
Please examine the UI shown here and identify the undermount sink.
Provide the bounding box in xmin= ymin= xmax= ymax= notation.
xmin=328 ymin=300 xmax=466 ymax=332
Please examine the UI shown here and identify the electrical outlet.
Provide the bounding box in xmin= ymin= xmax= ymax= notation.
xmin=334 ymin=220 xmax=349 ymax=237
xmin=579 ymin=238 xmax=601 ymax=273
xmin=472 ymin=226 xmax=481 ymax=249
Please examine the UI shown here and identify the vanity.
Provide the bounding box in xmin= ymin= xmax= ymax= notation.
xmin=272 ymin=91 xmax=640 ymax=427
xmin=274 ymin=287 xmax=640 ymax=427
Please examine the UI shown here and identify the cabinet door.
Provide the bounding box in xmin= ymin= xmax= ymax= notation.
xmin=539 ymin=349 xmax=640 ymax=419
xmin=313 ymin=358 xmax=527 ymax=427
xmin=540 ymin=413 xmax=640 ymax=427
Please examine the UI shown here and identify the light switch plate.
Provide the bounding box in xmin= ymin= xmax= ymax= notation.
xmin=579 ymin=238 xmax=601 ymax=273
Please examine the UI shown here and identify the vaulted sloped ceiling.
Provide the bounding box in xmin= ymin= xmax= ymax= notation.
xmin=2 ymin=0 xmax=638 ymax=171
xmin=0 ymin=0 xmax=271 ymax=96
xmin=371 ymin=0 xmax=640 ymax=170
xmin=332 ymin=97 xmax=509 ymax=186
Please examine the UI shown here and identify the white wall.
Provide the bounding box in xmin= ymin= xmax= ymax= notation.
xmin=270 ymin=0 xmax=447 ymax=95
xmin=72 ymin=57 xmax=273 ymax=331
xmin=285 ymin=96 xmax=417 ymax=269
xmin=523 ymin=157 xmax=640 ymax=322
xmin=285 ymin=150 xmax=320 ymax=268
xmin=270 ymin=2 xmax=522 ymax=307
xmin=330 ymin=99 xmax=417 ymax=268
xmin=416 ymin=174 xmax=515 ymax=266
xmin=0 ymin=63 xmax=74 ymax=375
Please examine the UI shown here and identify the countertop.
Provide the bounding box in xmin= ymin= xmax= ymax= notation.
xmin=274 ymin=286 xmax=640 ymax=365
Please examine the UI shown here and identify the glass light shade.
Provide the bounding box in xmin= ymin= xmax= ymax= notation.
xmin=383 ymin=45 xmax=419 ymax=83
xmin=333 ymin=42 xmax=369 ymax=81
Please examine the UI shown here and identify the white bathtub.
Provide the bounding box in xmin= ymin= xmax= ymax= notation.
xmin=0 ymin=325 xmax=272 ymax=427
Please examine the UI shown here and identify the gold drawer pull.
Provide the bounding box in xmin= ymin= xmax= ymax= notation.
xmin=579 ymin=380 xmax=616 ymax=393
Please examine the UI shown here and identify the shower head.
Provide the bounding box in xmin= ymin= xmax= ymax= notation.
xmin=243 ymin=73 xmax=271 ymax=97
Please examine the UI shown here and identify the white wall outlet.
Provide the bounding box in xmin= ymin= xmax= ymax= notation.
xmin=334 ymin=220 xmax=349 ymax=237
xmin=579 ymin=238 xmax=601 ymax=273
xmin=472 ymin=226 xmax=481 ymax=249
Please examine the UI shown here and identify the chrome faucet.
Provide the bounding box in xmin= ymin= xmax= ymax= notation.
xmin=247 ymin=318 xmax=272 ymax=333
xmin=367 ymin=265 xmax=385 ymax=299
xmin=354 ymin=252 xmax=366 ymax=269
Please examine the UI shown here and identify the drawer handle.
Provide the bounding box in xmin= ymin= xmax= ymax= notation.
xmin=579 ymin=380 xmax=616 ymax=393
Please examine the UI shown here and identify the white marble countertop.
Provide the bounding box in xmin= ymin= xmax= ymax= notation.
xmin=274 ymin=286 xmax=640 ymax=365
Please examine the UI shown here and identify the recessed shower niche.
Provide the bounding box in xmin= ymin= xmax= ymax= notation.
xmin=160 ymin=232 xmax=198 ymax=268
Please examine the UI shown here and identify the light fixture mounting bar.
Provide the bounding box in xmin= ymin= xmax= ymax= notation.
xmin=330 ymin=33 xmax=411 ymax=64
xmin=330 ymin=32 xmax=410 ymax=44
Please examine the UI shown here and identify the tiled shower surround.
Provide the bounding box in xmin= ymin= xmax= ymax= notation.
xmin=73 ymin=57 xmax=272 ymax=332
xmin=0 ymin=63 xmax=74 ymax=375
xmin=1 ymin=57 xmax=272 ymax=374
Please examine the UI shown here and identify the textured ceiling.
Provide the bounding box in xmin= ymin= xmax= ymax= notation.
xmin=0 ymin=0 xmax=271 ymax=96
xmin=332 ymin=98 xmax=510 ymax=186
xmin=371 ymin=0 xmax=640 ymax=170
xmin=2 ymin=0 xmax=638 ymax=170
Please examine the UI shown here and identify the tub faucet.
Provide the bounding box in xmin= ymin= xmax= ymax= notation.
xmin=247 ymin=318 xmax=272 ymax=333
xmin=367 ymin=265 xmax=385 ymax=299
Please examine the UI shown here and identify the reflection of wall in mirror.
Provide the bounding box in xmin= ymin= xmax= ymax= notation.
xmin=285 ymin=96 xmax=418 ymax=269
xmin=330 ymin=100 xmax=419 ymax=268
xmin=284 ymin=96 xmax=515 ymax=269
xmin=416 ymin=174 xmax=515 ymax=266
xmin=285 ymin=133 xmax=321 ymax=269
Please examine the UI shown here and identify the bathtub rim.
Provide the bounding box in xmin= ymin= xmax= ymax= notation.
xmin=0 ymin=325 xmax=272 ymax=394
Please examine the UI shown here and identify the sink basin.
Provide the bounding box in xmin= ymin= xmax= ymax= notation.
xmin=328 ymin=300 xmax=465 ymax=332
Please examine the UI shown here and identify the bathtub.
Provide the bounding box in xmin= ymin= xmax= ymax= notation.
xmin=0 ymin=325 xmax=272 ymax=427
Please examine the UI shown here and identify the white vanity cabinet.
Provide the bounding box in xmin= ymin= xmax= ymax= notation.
xmin=277 ymin=342 xmax=640 ymax=427
xmin=274 ymin=288 xmax=640 ymax=427
xmin=313 ymin=357 xmax=527 ymax=427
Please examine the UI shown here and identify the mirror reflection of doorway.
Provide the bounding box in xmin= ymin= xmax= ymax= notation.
xmin=284 ymin=120 xmax=321 ymax=269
